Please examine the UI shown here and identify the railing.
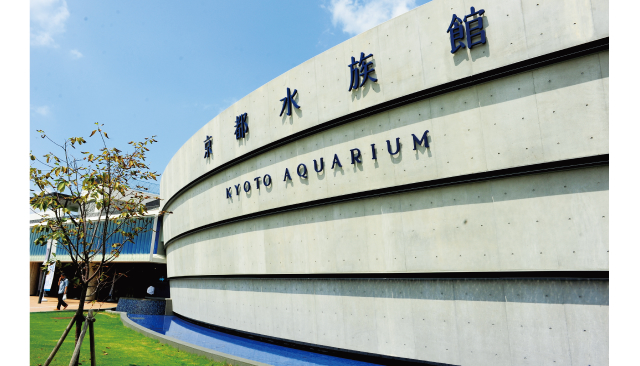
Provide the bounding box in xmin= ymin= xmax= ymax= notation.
xmin=130 ymin=179 xmax=160 ymax=195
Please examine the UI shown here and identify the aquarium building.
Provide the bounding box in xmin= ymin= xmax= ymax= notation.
xmin=160 ymin=1 xmax=609 ymax=364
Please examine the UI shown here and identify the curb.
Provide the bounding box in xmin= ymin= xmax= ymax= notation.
xmin=108 ymin=311 xmax=270 ymax=366
xmin=34 ymin=307 xmax=117 ymax=315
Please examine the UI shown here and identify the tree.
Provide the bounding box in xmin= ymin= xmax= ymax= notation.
xmin=30 ymin=123 xmax=167 ymax=364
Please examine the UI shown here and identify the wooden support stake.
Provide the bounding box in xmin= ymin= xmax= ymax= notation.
xmin=43 ymin=314 xmax=76 ymax=366
xmin=88 ymin=310 xmax=96 ymax=366
xmin=69 ymin=315 xmax=89 ymax=366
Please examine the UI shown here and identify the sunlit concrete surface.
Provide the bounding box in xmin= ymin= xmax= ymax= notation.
xmin=160 ymin=0 xmax=609 ymax=364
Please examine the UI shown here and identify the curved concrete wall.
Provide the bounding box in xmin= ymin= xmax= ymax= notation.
xmin=161 ymin=0 xmax=609 ymax=364
xmin=167 ymin=166 xmax=608 ymax=277
xmin=170 ymin=278 xmax=608 ymax=366
xmin=162 ymin=53 xmax=609 ymax=243
xmin=160 ymin=0 xmax=609 ymax=205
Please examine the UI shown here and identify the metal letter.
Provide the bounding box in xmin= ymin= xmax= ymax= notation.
xmin=350 ymin=148 xmax=362 ymax=164
xmin=234 ymin=184 xmax=241 ymax=195
xmin=234 ymin=113 xmax=249 ymax=140
xmin=279 ymin=88 xmax=301 ymax=116
xmin=244 ymin=181 xmax=251 ymax=192
xmin=263 ymin=174 xmax=272 ymax=187
xmin=371 ymin=143 xmax=377 ymax=160
xmin=358 ymin=52 xmax=377 ymax=87
xmin=254 ymin=176 xmax=261 ymax=189
xmin=297 ymin=163 xmax=308 ymax=179
xmin=283 ymin=168 xmax=292 ymax=181
xmin=226 ymin=187 xmax=232 ymax=198
xmin=331 ymin=154 xmax=342 ymax=169
xmin=313 ymin=158 xmax=324 ymax=173
xmin=412 ymin=130 xmax=430 ymax=150
xmin=204 ymin=135 xmax=213 ymax=159
xmin=348 ymin=52 xmax=377 ymax=91
xmin=348 ymin=57 xmax=360 ymax=91
xmin=446 ymin=14 xmax=466 ymax=53
xmin=387 ymin=138 xmax=401 ymax=156
xmin=464 ymin=7 xmax=486 ymax=49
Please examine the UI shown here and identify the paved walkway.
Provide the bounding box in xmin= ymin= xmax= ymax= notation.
xmin=30 ymin=296 xmax=116 ymax=313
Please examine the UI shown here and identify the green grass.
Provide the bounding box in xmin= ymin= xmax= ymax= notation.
xmin=30 ymin=311 xmax=234 ymax=366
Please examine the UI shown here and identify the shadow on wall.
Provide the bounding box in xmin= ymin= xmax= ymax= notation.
xmin=170 ymin=277 xmax=609 ymax=306
xmin=167 ymin=165 xmax=608 ymax=247
xmin=168 ymin=51 xmax=608 ymax=213
xmin=469 ymin=15 xmax=491 ymax=63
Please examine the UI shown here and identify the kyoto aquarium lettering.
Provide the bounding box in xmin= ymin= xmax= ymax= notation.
xmin=226 ymin=174 xmax=273 ymax=198
xmin=279 ymin=87 xmax=301 ymax=116
xmin=348 ymin=52 xmax=378 ymax=91
xmin=446 ymin=6 xmax=486 ymax=54
xmin=204 ymin=135 xmax=213 ymax=159
xmin=203 ymin=7 xmax=487 ymax=158
xmin=234 ymin=113 xmax=249 ymax=140
xmin=225 ymin=130 xmax=430 ymax=200
xmin=203 ymin=112 xmax=249 ymax=160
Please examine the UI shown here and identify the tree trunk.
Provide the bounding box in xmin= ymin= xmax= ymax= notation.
xmin=86 ymin=263 xmax=98 ymax=301
xmin=73 ymin=284 xmax=88 ymax=366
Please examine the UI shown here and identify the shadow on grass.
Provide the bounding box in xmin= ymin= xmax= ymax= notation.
xmin=30 ymin=312 xmax=233 ymax=366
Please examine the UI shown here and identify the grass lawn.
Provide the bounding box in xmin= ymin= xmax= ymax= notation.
xmin=30 ymin=311 xmax=235 ymax=366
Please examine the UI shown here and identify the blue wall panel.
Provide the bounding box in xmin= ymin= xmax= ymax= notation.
xmin=30 ymin=217 xmax=155 ymax=258
xmin=29 ymin=229 xmax=48 ymax=257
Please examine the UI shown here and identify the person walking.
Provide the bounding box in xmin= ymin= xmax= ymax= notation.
xmin=56 ymin=273 xmax=69 ymax=310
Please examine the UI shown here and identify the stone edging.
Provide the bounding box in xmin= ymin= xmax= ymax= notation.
xmin=34 ymin=307 xmax=117 ymax=314
xmin=107 ymin=310 xmax=269 ymax=366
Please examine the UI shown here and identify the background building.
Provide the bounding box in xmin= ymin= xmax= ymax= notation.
xmin=160 ymin=0 xmax=609 ymax=364
xmin=29 ymin=181 xmax=168 ymax=301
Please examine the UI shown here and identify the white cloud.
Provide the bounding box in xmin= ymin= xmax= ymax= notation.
xmin=327 ymin=0 xmax=417 ymax=36
xmin=30 ymin=0 xmax=70 ymax=47
xmin=34 ymin=105 xmax=51 ymax=116
xmin=70 ymin=49 xmax=83 ymax=58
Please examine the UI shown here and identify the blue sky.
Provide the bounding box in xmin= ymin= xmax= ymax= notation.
xmin=30 ymin=0 xmax=430 ymax=179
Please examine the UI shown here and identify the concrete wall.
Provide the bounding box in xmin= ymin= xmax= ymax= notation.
xmin=160 ymin=0 xmax=609 ymax=206
xmin=162 ymin=52 xmax=609 ymax=243
xmin=170 ymin=277 xmax=608 ymax=366
xmin=160 ymin=0 xmax=609 ymax=364
xmin=167 ymin=166 xmax=609 ymax=277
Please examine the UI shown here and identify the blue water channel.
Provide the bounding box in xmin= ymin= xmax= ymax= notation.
xmin=127 ymin=314 xmax=381 ymax=366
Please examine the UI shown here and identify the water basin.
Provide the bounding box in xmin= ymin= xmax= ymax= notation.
xmin=127 ymin=314 xmax=381 ymax=366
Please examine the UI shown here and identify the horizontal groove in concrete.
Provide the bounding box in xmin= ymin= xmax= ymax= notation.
xmin=165 ymin=154 xmax=609 ymax=248
xmin=161 ymin=37 xmax=609 ymax=214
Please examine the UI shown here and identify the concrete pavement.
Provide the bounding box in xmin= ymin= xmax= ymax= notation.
xmin=30 ymin=296 xmax=116 ymax=313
